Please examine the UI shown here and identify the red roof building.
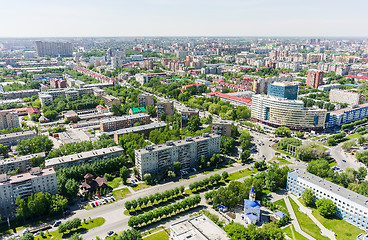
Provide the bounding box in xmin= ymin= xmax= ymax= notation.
xmin=207 ymin=92 xmax=252 ymax=106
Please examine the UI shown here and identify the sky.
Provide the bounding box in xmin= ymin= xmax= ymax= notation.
xmin=0 ymin=0 xmax=367 ymax=38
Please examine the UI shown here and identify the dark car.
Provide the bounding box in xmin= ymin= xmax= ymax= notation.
xmin=107 ymin=231 xmax=114 ymax=235
xmin=342 ymin=159 xmax=346 ymax=162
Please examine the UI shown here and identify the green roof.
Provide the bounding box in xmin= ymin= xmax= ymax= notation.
xmin=131 ymin=107 xmax=146 ymax=114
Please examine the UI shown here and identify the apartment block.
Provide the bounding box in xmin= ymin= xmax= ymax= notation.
xmin=307 ymin=70 xmax=324 ymax=88
xmin=325 ymin=103 xmax=368 ymax=129
xmin=45 ymin=146 xmax=124 ymax=170
xmin=1 ymin=89 xmax=40 ymax=100
xmin=329 ymin=89 xmax=364 ymax=106
xmin=0 ymin=167 xmax=58 ymax=218
xmin=101 ymin=95 xmax=121 ymax=107
xmin=100 ymin=113 xmax=150 ymax=132
xmin=252 ymin=75 xmax=292 ymax=94
xmin=138 ymin=94 xmax=154 ymax=108
xmin=109 ymin=122 xmax=167 ymax=144
xmin=0 ymin=110 xmax=20 ymax=130
xmin=0 ymin=152 xmax=45 ymax=174
xmin=212 ymin=121 xmax=232 ymax=137
xmin=287 ymin=169 xmax=368 ymax=231
xmin=50 ymin=78 xmax=67 ymax=88
xmin=35 ymin=41 xmax=72 ymax=57
xmin=135 ymin=133 xmax=221 ymax=179
xmin=180 ymin=109 xmax=199 ymax=128
xmin=157 ymin=100 xmax=174 ymax=119
xmin=0 ymin=130 xmax=37 ymax=147
xmin=39 ymin=87 xmax=96 ymax=105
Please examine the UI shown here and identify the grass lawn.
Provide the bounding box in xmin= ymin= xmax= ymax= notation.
xmin=273 ymin=198 xmax=289 ymax=215
xmin=141 ymin=226 xmax=166 ymax=237
xmin=35 ymin=217 xmax=105 ymax=240
xmin=282 ymin=225 xmax=309 ymax=240
xmin=271 ymin=157 xmax=292 ymax=165
xmin=132 ymin=182 xmax=150 ymax=191
xmin=202 ymin=165 xmax=227 ymax=175
xmin=311 ymin=207 xmax=364 ymax=240
xmin=289 ymin=197 xmax=329 ymax=240
xmin=112 ymin=187 xmax=131 ymax=200
xmin=228 ymin=168 xmax=258 ymax=181
xmin=107 ymin=177 xmax=123 ymax=189
xmin=143 ymin=229 xmax=170 ymax=240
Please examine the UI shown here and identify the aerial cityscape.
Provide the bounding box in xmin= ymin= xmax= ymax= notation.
xmin=0 ymin=1 xmax=368 ymax=240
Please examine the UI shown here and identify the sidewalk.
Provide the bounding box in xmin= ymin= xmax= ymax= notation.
xmin=289 ymin=195 xmax=337 ymax=240
xmin=284 ymin=196 xmax=316 ymax=240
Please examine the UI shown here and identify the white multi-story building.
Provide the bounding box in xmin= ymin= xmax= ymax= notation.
xmin=0 ymin=167 xmax=58 ymax=218
xmin=135 ymin=133 xmax=221 ymax=179
xmin=329 ymin=89 xmax=364 ymax=106
xmin=39 ymin=87 xmax=96 ymax=105
xmin=0 ymin=130 xmax=37 ymax=147
xmin=0 ymin=152 xmax=45 ymax=174
xmin=318 ymin=84 xmax=341 ymax=91
xmin=251 ymin=94 xmax=327 ymax=130
xmin=287 ymin=169 xmax=368 ymax=231
xmin=45 ymin=146 xmax=124 ymax=170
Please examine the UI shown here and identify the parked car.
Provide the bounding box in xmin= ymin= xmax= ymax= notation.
xmin=107 ymin=231 xmax=114 ymax=235
xmin=342 ymin=159 xmax=346 ymax=162
xmin=53 ymin=220 xmax=61 ymax=227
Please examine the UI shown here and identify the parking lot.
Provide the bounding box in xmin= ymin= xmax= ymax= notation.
xmin=89 ymin=195 xmax=116 ymax=208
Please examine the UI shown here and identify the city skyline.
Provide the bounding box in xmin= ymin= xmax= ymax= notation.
xmin=0 ymin=0 xmax=367 ymax=38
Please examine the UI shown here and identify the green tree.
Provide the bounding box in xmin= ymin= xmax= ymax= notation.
xmin=222 ymin=171 xmax=229 ymax=180
xmin=316 ymin=198 xmax=336 ymax=217
xmin=64 ymin=179 xmax=79 ymax=200
xmin=16 ymin=135 xmax=53 ymax=155
xmin=187 ymin=115 xmax=201 ymax=132
xmin=274 ymin=127 xmax=291 ymax=137
xmin=220 ymin=136 xmax=236 ymax=154
xmin=146 ymin=105 xmax=157 ymax=117
xmin=30 ymin=113 xmax=40 ymax=122
xmin=357 ymin=167 xmax=367 ymax=181
xmin=43 ymin=110 xmax=58 ymax=120
xmin=302 ymin=189 xmax=315 ymax=206
xmin=0 ymin=144 xmax=8 ymax=157
xmin=143 ymin=173 xmax=152 ymax=185
xmin=240 ymin=150 xmax=251 ymax=163
xmin=120 ymin=166 xmax=130 ymax=184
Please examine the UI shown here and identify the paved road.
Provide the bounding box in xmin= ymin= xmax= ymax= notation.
xmin=329 ymin=144 xmax=366 ymax=171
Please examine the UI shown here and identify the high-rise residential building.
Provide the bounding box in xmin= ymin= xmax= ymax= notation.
xmin=35 ymin=41 xmax=73 ymax=57
xmin=317 ymin=62 xmax=351 ymax=75
xmin=50 ymin=78 xmax=66 ymax=89
xmin=251 ymin=94 xmax=327 ymax=130
xmin=138 ymin=94 xmax=154 ymax=108
xmin=99 ymin=113 xmax=150 ymax=132
xmin=0 ymin=167 xmax=58 ymax=218
xmin=267 ymin=82 xmax=299 ymax=100
xmin=307 ymin=70 xmax=324 ymax=88
xmin=45 ymin=146 xmax=124 ymax=170
xmin=329 ymin=89 xmax=364 ymax=106
xmin=157 ymin=100 xmax=174 ymax=119
xmin=287 ymin=169 xmax=368 ymax=231
xmin=180 ymin=109 xmax=199 ymax=128
xmin=212 ymin=121 xmax=232 ymax=137
xmin=135 ymin=133 xmax=221 ymax=179
xmin=101 ymin=95 xmax=121 ymax=107
xmin=0 ymin=110 xmax=20 ymax=130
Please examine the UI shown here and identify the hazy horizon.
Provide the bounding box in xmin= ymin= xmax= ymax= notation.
xmin=0 ymin=0 xmax=367 ymax=38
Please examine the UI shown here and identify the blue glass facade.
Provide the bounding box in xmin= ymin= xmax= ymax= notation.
xmin=267 ymin=83 xmax=298 ymax=100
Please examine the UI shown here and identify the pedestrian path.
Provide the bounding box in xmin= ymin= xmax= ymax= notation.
xmin=284 ymin=196 xmax=316 ymax=240
xmin=289 ymin=194 xmax=337 ymax=240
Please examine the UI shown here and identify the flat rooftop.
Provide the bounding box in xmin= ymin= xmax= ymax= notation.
xmin=136 ymin=133 xmax=219 ymax=154
xmin=106 ymin=122 xmax=167 ymax=136
xmin=100 ymin=113 xmax=149 ymax=124
xmin=290 ymin=169 xmax=368 ymax=207
xmin=0 ymin=168 xmax=55 ymax=185
xmin=0 ymin=152 xmax=45 ymax=165
xmin=170 ymin=214 xmax=229 ymax=240
xmin=0 ymin=130 xmax=37 ymax=140
xmin=45 ymin=146 xmax=123 ymax=167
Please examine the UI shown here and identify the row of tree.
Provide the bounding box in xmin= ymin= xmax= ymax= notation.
xmin=127 ymin=195 xmax=201 ymax=228
xmin=189 ymin=173 xmax=224 ymax=192
xmin=58 ymin=218 xmax=82 ymax=234
xmin=125 ymin=186 xmax=185 ymax=212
